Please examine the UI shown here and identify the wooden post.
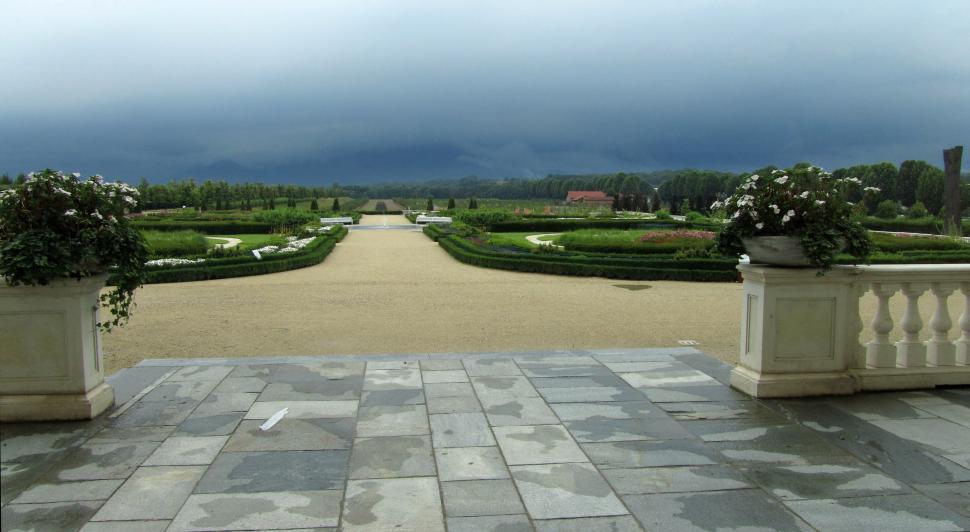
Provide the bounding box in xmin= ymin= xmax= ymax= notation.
xmin=943 ymin=146 xmax=963 ymax=236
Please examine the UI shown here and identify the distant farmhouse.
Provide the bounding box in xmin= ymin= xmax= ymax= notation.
xmin=565 ymin=190 xmax=614 ymax=209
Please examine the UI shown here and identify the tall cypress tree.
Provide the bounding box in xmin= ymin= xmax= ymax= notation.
xmin=332 ymin=197 xmax=340 ymax=211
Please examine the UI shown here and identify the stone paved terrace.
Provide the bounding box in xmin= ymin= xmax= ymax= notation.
xmin=2 ymin=348 xmax=969 ymax=531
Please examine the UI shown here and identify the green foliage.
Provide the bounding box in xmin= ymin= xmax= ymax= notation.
xmin=132 ymin=220 xmax=274 ymax=234
xmin=875 ymin=200 xmax=900 ymax=219
xmin=907 ymin=201 xmax=929 ymax=219
xmin=468 ymin=198 xmax=479 ymax=209
xmin=869 ymin=232 xmax=968 ymax=252
xmin=447 ymin=197 xmax=456 ymax=209
xmin=654 ymin=209 xmax=672 ymax=220
xmin=897 ymin=160 xmax=934 ymax=207
xmin=332 ymin=197 xmax=340 ymax=211
xmin=684 ymin=211 xmax=706 ymax=222
xmin=309 ymin=198 xmax=319 ymax=211
xmin=426 ymin=198 xmax=434 ymax=211
xmin=915 ymin=167 xmax=945 ymax=214
xmin=141 ymin=230 xmax=208 ymax=258
xmin=451 ymin=209 xmax=516 ymax=228
xmin=0 ymin=170 xmax=147 ymax=330
xmin=252 ymin=208 xmax=316 ymax=230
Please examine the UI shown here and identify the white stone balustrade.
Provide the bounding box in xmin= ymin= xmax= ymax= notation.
xmin=731 ymin=264 xmax=970 ymax=398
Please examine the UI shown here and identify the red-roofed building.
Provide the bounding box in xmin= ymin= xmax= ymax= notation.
xmin=565 ymin=190 xmax=614 ymax=208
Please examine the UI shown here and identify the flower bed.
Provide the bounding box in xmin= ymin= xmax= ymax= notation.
xmin=557 ymin=229 xmax=717 ymax=255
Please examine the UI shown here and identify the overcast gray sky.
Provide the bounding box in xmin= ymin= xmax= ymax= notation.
xmin=1 ymin=0 xmax=967 ymax=183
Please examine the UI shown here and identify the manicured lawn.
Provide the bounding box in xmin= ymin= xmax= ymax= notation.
xmin=141 ymin=230 xmax=209 ymax=258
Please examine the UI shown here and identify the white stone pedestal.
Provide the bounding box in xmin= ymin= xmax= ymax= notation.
xmin=730 ymin=265 xmax=858 ymax=398
xmin=0 ymin=274 xmax=114 ymax=421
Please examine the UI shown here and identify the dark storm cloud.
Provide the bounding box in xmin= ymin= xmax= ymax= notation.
xmin=1 ymin=0 xmax=967 ymax=183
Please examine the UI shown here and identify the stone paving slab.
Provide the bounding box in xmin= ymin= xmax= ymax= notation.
xmin=4 ymin=347 xmax=970 ymax=530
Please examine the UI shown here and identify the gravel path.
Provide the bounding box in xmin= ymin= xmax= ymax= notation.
xmin=102 ymin=215 xmax=960 ymax=375
xmin=526 ymin=233 xmax=563 ymax=248
xmin=204 ymin=236 xmax=242 ymax=249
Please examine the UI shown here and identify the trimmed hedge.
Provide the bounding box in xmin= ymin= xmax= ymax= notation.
xmin=432 ymin=231 xmax=738 ymax=282
xmin=487 ymin=218 xmax=720 ymax=233
xmin=132 ymin=220 xmax=275 ymax=234
xmin=357 ymin=210 xmax=404 ymax=215
xmin=139 ymin=225 xmax=348 ymax=283
xmin=860 ymin=216 xmax=970 ymax=235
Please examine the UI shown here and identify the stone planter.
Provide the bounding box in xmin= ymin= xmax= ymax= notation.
xmin=741 ymin=236 xmax=812 ymax=267
xmin=0 ymin=274 xmax=114 ymax=421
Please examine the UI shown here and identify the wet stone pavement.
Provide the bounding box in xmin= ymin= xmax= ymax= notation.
xmin=1 ymin=347 xmax=969 ymax=531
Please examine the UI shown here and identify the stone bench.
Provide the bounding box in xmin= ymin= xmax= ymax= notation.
xmin=319 ymin=217 xmax=354 ymax=225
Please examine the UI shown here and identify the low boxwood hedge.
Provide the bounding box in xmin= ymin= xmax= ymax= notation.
xmin=487 ymin=218 xmax=720 ymax=233
xmin=433 ymin=232 xmax=738 ymax=282
xmin=357 ymin=210 xmax=405 ymax=215
xmin=136 ymin=225 xmax=348 ymax=283
xmin=860 ymin=216 xmax=970 ymax=235
xmin=132 ymin=220 xmax=276 ymax=234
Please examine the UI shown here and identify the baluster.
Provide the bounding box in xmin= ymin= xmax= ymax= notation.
xmin=957 ymin=282 xmax=970 ymax=366
xmin=849 ymin=283 xmax=867 ymax=368
xmin=896 ymin=283 xmax=928 ymax=367
xmin=926 ymin=283 xmax=956 ymax=366
xmin=866 ymin=283 xmax=897 ymax=368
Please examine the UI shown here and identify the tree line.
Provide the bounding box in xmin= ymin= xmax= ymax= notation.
xmin=1 ymin=164 xmax=966 ymax=214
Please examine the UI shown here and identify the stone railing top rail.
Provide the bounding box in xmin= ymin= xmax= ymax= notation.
xmin=739 ymin=263 xmax=970 ymax=284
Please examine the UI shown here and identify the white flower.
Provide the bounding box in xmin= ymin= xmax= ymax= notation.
xmin=92 ymin=175 xmax=103 ymax=183
xmin=71 ymin=172 xmax=80 ymax=178
xmin=749 ymin=174 xmax=760 ymax=181
xmin=782 ymin=215 xmax=791 ymax=223
xmin=755 ymin=222 xmax=764 ymax=229
xmin=799 ymin=191 xmax=810 ymax=199
xmin=846 ymin=177 xmax=862 ymax=185
xmin=731 ymin=211 xmax=740 ymax=219
xmin=786 ymin=209 xmax=795 ymax=217
xmin=64 ymin=209 xmax=77 ymax=216
xmin=815 ymin=200 xmax=826 ymax=205
xmin=53 ymin=187 xmax=71 ymax=196
xmin=710 ymin=201 xmax=723 ymax=210
xmin=145 ymin=258 xmax=205 ymax=267
xmin=769 ymin=204 xmax=780 ymax=214
xmin=774 ymin=176 xmax=789 ymax=185
xmin=91 ymin=211 xmax=103 ymax=220
xmin=847 ymin=201 xmax=855 ymax=206
xmin=864 ymin=186 xmax=880 ymax=193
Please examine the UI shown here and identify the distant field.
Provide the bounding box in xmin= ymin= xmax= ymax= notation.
xmin=358 ymin=199 xmax=407 ymax=211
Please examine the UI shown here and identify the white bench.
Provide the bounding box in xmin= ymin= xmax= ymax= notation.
xmin=319 ymin=217 xmax=354 ymax=225
xmin=415 ymin=215 xmax=453 ymax=224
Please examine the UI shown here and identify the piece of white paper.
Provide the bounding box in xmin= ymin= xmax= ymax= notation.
xmin=260 ymin=407 xmax=288 ymax=430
